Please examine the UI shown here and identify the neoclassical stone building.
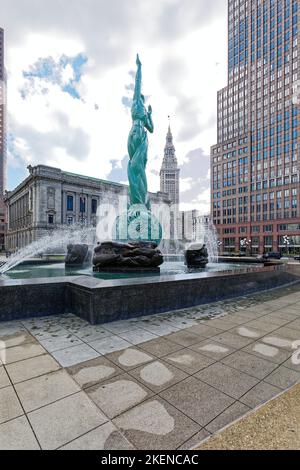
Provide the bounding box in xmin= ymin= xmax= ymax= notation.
xmin=4 ymin=165 xmax=171 ymax=251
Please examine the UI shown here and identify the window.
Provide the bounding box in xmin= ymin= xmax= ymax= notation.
xmin=48 ymin=215 xmax=54 ymax=224
xmin=91 ymin=199 xmax=98 ymax=215
xmin=80 ymin=197 xmax=86 ymax=213
xmin=264 ymin=236 xmax=273 ymax=246
xmin=67 ymin=195 xmax=74 ymax=211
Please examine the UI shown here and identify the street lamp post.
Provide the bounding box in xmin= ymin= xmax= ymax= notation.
xmin=240 ymin=238 xmax=252 ymax=257
xmin=248 ymin=238 xmax=252 ymax=256
xmin=283 ymin=235 xmax=290 ymax=257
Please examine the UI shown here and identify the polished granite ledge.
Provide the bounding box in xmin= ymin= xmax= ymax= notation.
xmin=0 ymin=266 xmax=299 ymax=324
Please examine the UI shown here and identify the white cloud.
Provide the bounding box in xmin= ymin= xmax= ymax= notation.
xmin=3 ymin=0 xmax=227 ymax=211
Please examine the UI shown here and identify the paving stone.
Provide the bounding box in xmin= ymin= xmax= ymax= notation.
xmin=242 ymin=341 xmax=292 ymax=365
xmin=243 ymin=320 xmax=279 ymax=333
xmin=6 ymin=354 xmax=60 ymax=384
xmin=242 ymin=307 xmax=275 ymax=316
xmin=264 ymin=366 xmax=300 ymax=390
xmin=272 ymin=327 xmax=300 ymax=341
xmin=71 ymin=325 xmax=112 ymax=343
xmin=205 ymin=402 xmax=251 ymax=434
xmin=177 ymin=429 xmax=210 ymax=450
xmin=60 ymin=422 xmax=134 ymax=450
xmin=86 ymin=373 xmax=153 ymax=419
xmin=89 ymin=336 xmax=132 ymax=355
xmin=118 ymin=328 xmax=158 ymax=345
xmin=189 ymin=339 xmax=237 ymax=360
xmin=30 ymin=326 xmax=69 ymax=341
xmin=0 ymin=366 xmax=10 ymax=389
xmin=286 ymin=318 xmax=300 ymax=331
xmin=260 ymin=314 xmax=294 ymax=327
xmin=101 ymin=320 xmax=136 ymax=334
xmin=0 ymin=386 xmax=23 ymax=424
xmin=0 ymin=331 xmax=37 ymax=349
xmin=282 ymin=355 xmax=300 ymax=373
xmin=15 ymin=369 xmax=80 ymax=413
xmin=164 ymin=349 xmax=215 ymax=374
xmin=224 ymin=313 xmax=258 ymax=323
xmin=3 ymin=343 xmax=46 ymax=365
xmin=184 ymin=324 xmax=224 ymax=338
xmin=138 ymin=338 xmax=183 ymax=358
xmin=211 ymin=331 xmax=255 ymax=349
xmin=0 ymin=416 xmax=40 ymax=450
xmin=240 ymin=382 xmax=282 ymax=408
xmin=57 ymin=317 xmax=89 ymax=331
xmin=262 ymin=335 xmax=294 ymax=350
xmin=67 ymin=356 xmax=123 ymax=389
xmin=222 ymin=351 xmax=278 ymax=379
xmin=160 ymin=377 xmax=234 ymax=427
xmin=106 ymin=348 xmax=154 ymax=371
xmin=51 ymin=344 xmax=100 ymax=367
xmin=28 ymin=391 xmax=108 ymax=450
xmin=265 ymin=311 xmax=300 ymax=321
xmin=207 ymin=318 xmax=240 ymax=331
xmin=274 ymin=308 xmax=300 ymax=317
xmin=0 ymin=323 xmax=26 ymax=338
xmin=195 ymin=363 xmax=259 ymax=399
xmin=140 ymin=323 xmax=180 ymax=336
xmin=129 ymin=360 xmax=188 ymax=393
xmin=232 ymin=326 xmax=265 ymax=340
xmin=39 ymin=334 xmax=83 ymax=353
xmin=165 ymin=330 xmax=205 ymax=347
xmin=113 ymin=397 xmax=201 ymax=450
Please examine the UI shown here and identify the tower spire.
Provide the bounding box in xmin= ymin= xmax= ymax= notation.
xmin=164 ymin=118 xmax=176 ymax=163
xmin=160 ymin=119 xmax=180 ymax=205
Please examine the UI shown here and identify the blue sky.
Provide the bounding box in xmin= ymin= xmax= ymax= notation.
xmin=2 ymin=0 xmax=227 ymax=212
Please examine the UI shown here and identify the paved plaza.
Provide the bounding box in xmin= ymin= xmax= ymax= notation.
xmin=1 ymin=283 xmax=300 ymax=450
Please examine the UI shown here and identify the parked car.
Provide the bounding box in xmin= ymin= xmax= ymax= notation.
xmin=263 ymin=252 xmax=282 ymax=260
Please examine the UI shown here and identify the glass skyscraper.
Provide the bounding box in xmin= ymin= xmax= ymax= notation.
xmin=0 ymin=27 xmax=6 ymax=197
xmin=0 ymin=27 xmax=6 ymax=250
xmin=211 ymin=0 xmax=300 ymax=255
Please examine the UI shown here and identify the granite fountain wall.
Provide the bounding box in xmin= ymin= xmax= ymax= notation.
xmin=0 ymin=265 xmax=299 ymax=324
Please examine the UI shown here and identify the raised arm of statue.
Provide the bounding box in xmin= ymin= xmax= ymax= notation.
xmin=133 ymin=54 xmax=142 ymax=101
xmin=145 ymin=105 xmax=154 ymax=133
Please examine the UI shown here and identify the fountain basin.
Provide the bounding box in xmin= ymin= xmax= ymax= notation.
xmin=0 ymin=264 xmax=298 ymax=324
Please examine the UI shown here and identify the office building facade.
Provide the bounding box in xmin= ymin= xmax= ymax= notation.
xmin=4 ymin=165 xmax=171 ymax=251
xmin=211 ymin=0 xmax=300 ymax=255
xmin=0 ymin=28 xmax=7 ymax=250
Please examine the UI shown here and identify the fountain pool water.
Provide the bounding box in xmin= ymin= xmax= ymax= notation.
xmin=2 ymin=260 xmax=265 ymax=281
xmin=0 ymin=218 xmax=263 ymax=282
xmin=0 ymin=216 xmax=222 ymax=277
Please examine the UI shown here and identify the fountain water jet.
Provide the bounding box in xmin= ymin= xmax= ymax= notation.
xmin=0 ymin=225 xmax=96 ymax=275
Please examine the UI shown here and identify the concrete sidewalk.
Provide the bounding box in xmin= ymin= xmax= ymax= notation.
xmin=197 ymin=383 xmax=300 ymax=450
xmin=1 ymin=282 xmax=300 ymax=449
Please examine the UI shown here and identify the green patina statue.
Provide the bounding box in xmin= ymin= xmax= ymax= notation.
xmin=92 ymin=55 xmax=164 ymax=270
xmin=127 ymin=54 xmax=154 ymax=209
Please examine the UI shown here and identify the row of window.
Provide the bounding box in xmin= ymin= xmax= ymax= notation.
xmin=214 ymin=210 xmax=299 ymax=225
xmin=222 ymin=235 xmax=300 ymax=247
xmin=66 ymin=195 xmax=98 ymax=214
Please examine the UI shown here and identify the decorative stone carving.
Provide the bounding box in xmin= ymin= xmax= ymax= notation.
xmin=185 ymin=243 xmax=209 ymax=268
xmin=93 ymin=241 xmax=164 ymax=272
xmin=65 ymin=244 xmax=92 ymax=267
